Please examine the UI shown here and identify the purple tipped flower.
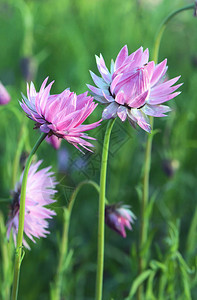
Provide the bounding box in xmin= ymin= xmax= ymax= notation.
xmin=6 ymin=161 xmax=57 ymax=249
xmin=88 ymin=45 xmax=182 ymax=132
xmin=20 ymin=78 xmax=101 ymax=151
xmin=0 ymin=82 xmax=11 ymax=105
xmin=105 ymin=203 xmax=136 ymax=238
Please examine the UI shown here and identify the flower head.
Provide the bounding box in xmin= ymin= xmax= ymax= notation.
xmin=0 ymin=82 xmax=11 ymax=105
xmin=105 ymin=203 xmax=136 ymax=238
xmin=6 ymin=161 xmax=57 ymax=249
xmin=20 ymin=78 xmax=101 ymax=151
xmin=88 ymin=45 xmax=182 ymax=132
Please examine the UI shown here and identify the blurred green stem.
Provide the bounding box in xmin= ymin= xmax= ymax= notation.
xmin=52 ymin=180 xmax=102 ymax=300
xmin=96 ymin=119 xmax=115 ymax=300
xmin=0 ymin=212 xmax=13 ymax=300
xmin=11 ymin=133 xmax=47 ymax=300
xmin=137 ymin=3 xmax=194 ymax=300
xmin=14 ymin=0 xmax=34 ymax=57
xmin=12 ymin=121 xmax=28 ymax=189
xmin=152 ymin=3 xmax=195 ymax=64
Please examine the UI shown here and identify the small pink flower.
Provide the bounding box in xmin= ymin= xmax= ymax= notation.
xmin=6 ymin=161 xmax=57 ymax=249
xmin=88 ymin=45 xmax=182 ymax=132
xmin=105 ymin=203 xmax=136 ymax=238
xmin=0 ymin=82 xmax=11 ymax=105
xmin=20 ymin=78 xmax=101 ymax=151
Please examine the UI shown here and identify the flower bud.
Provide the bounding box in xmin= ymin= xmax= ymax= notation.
xmin=105 ymin=203 xmax=136 ymax=238
xmin=0 ymin=82 xmax=11 ymax=105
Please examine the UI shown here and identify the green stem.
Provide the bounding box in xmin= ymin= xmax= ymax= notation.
xmin=12 ymin=121 xmax=28 ymax=189
xmin=11 ymin=132 xmax=47 ymax=300
xmin=96 ymin=119 xmax=116 ymax=300
xmin=53 ymin=180 xmax=102 ymax=300
xmin=137 ymin=4 xmax=194 ymax=300
xmin=138 ymin=117 xmax=154 ymax=298
xmin=152 ymin=4 xmax=194 ymax=63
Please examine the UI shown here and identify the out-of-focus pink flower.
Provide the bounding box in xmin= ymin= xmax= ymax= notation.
xmin=105 ymin=203 xmax=136 ymax=238
xmin=20 ymin=78 xmax=101 ymax=151
xmin=46 ymin=135 xmax=61 ymax=150
xmin=88 ymin=45 xmax=182 ymax=132
xmin=6 ymin=160 xmax=57 ymax=249
xmin=0 ymin=82 xmax=11 ymax=105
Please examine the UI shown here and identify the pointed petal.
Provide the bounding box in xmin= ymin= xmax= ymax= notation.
xmin=102 ymin=102 xmax=119 ymax=119
xmin=110 ymin=73 xmax=123 ymax=95
xmin=141 ymin=104 xmax=171 ymax=117
xmin=148 ymin=91 xmax=181 ymax=105
xmin=115 ymin=91 xmax=125 ymax=105
xmin=151 ymin=59 xmax=167 ymax=87
xmin=128 ymin=109 xmax=151 ymax=132
xmin=117 ymin=106 xmax=127 ymax=121
xmin=115 ymin=45 xmax=128 ymax=70
xmin=89 ymin=71 xmax=108 ymax=89
xmin=96 ymin=54 xmax=111 ymax=83
xmin=127 ymin=90 xmax=149 ymax=108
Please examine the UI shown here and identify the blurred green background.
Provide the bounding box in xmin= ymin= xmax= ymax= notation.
xmin=0 ymin=0 xmax=197 ymax=299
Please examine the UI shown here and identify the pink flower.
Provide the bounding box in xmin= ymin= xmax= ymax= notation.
xmin=0 ymin=82 xmax=11 ymax=105
xmin=105 ymin=203 xmax=136 ymax=238
xmin=88 ymin=45 xmax=182 ymax=132
xmin=6 ymin=161 xmax=57 ymax=249
xmin=20 ymin=78 xmax=101 ymax=151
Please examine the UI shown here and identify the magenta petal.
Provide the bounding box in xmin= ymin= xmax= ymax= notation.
xmin=151 ymin=59 xmax=167 ymax=87
xmin=102 ymin=102 xmax=119 ymax=119
xmin=148 ymin=91 xmax=181 ymax=105
xmin=110 ymin=73 xmax=123 ymax=95
xmin=146 ymin=61 xmax=155 ymax=78
xmin=140 ymin=48 xmax=149 ymax=66
xmin=114 ymin=45 xmax=128 ymax=70
xmin=39 ymin=77 xmax=49 ymax=92
xmin=149 ymin=83 xmax=182 ymax=99
xmin=127 ymin=90 xmax=149 ymax=108
xmin=115 ymin=91 xmax=125 ymax=105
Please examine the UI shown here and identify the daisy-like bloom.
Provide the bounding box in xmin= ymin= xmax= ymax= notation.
xmin=88 ymin=45 xmax=182 ymax=132
xmin=20 ymin=78 xmax=101 ymax=151
xmin=0 ymin=82 xmax=11 ymax=105
xmin=105 ymin=203 xmax=136 ymax=238
xmin=6 ymin=160 xmax=57 ymax=249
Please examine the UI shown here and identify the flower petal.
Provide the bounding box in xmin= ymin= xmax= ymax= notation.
xmin=114 ymin=45 xmax=128 ymax=70
xmin=141 ymin=104 xmax=171 ymax=117
xmin=102 ymin=102 xmax=119 ymax=119
xmin=117 ymin=106 xmax=127 ymax=121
